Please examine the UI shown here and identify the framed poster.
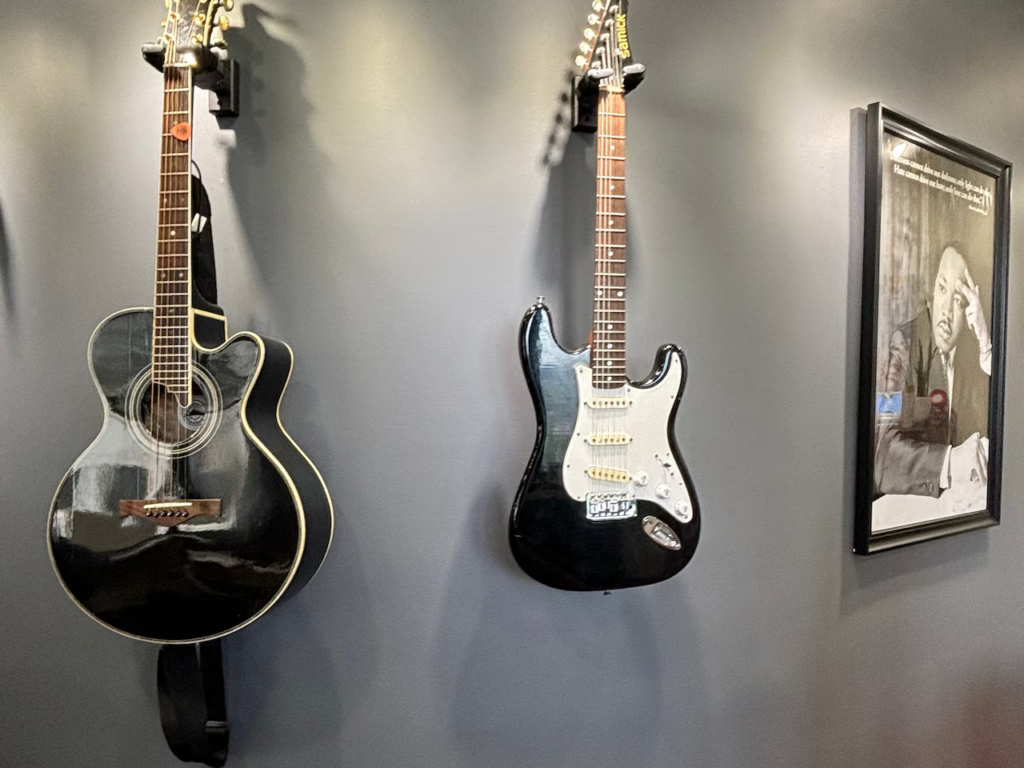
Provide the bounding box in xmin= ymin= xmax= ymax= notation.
xmin=855 ymin=103 xmax=1012 ymax=555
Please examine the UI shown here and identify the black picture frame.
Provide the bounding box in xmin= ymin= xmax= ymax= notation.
xmin=855 ymin=103 xmax=1012 ymax=555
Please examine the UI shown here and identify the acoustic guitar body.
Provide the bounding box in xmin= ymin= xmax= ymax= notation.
xmin=48 ymin=308 xmax=332 ymax=643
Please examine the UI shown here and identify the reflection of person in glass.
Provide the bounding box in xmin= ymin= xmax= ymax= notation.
xmin=875 ymin=243 xmax=991 ymax=498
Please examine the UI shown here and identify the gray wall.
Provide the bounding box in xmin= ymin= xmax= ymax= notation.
xmin=2 ymin=0 xmax=1024 ymax=766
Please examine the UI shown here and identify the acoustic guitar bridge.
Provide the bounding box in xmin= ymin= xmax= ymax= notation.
xmin=119 ymin=499 xmax=222 ymax=527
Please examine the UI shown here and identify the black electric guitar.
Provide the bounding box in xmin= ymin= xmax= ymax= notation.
xmin=48 ymin=0 xmax=333 ymax=643
xmin=509 ymin=0 xmax=700 ymax=591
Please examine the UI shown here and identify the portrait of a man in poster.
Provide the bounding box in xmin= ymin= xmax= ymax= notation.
xmin=870 ymin=133 xmax=998 ymax=533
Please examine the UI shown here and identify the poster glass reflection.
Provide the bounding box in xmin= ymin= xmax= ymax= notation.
xmin=856 ymin=103 xmax=1011 ymax=555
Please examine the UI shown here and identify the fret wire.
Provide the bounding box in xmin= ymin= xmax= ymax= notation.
xmin=153 ymin=67 xmax=193 ymax=376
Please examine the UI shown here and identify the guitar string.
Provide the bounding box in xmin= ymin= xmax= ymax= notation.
xmin=613 ymin=37 xmax=626 ymax=486
xmin=595 ymin=49 xmax=610 ymax=501
xmin=180 ymin=3 xmax=203 ymax=505
xmin=150 ymin=61 xmax=170 ymax=501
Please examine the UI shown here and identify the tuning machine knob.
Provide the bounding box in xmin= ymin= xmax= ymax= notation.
xmin=223 ymin=0 xmax=235 ymax=9
xmin=218 ymin=15 xmax=230 ymax=31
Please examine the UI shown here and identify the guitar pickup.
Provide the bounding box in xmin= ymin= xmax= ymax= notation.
xmin=586 ymin=397 xmax=630 ymax=410
xmin=586 ymin=432 xmax=630 ymax=446
xmin=586 ymin=466 xmax=631 ymax=483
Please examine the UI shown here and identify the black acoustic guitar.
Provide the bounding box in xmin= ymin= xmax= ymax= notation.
xmin=509 ymin=0 xmax=700 ymax=591
xmin=48 ymin=0 xmax=333 ymax=643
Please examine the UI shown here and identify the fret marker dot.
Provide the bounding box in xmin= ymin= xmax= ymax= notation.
xmin=607 ymin=324 xmax=613 ymax=330
xmin=610 ymin=145 xmax=615 ymax=150
xmin=617 ymin=291 xmax=623 ymax=297
xmin=609 ymin=250 xmax=614 ymax=256
xmin=610 ymin=185 xmax=615 ymax=190
xmin=607 ymin=343 xmax=612 ymax=349
xmin=606 ymin=361 xmax=612 ymax=366
xmin=170 ymin=230 xmax=176 ymax=236
xmin=596 ymin=290 xmax=603 ymax=296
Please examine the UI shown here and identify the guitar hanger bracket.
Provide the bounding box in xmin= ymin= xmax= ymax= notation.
xmin=570 ymin=74 xmax=599 ymax=133
xmin=142 ymin=41 xmax=240 ymax=118
xmin=570 ymin=63 xmax=646 ymax=133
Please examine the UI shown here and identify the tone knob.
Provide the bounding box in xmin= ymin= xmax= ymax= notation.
xmin=674 ymin=500 xmax=693 ymax=523
xmin=655 ymin=484 xmax=670 ymax=499
xmin=632 ymin=471 xmax=649 ymax=487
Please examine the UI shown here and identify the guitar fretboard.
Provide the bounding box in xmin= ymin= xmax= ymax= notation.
xmin=591 ymin=89 xmax=627 ymax=390
xmin=153 ymin=65 xmax=194 ymax=395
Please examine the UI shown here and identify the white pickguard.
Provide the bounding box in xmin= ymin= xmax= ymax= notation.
xmin=562 ymin=353 xmax=694 ymax=524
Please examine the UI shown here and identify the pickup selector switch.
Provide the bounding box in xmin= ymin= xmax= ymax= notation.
xmin=655 ymin=484 xmax=670 ymax=499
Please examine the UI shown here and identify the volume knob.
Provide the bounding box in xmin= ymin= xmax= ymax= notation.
xmin=632 ymin=471 xmax=649 ymax=487
xmin=655 ymin=484 xmax=670 ymax=500
xmin=673 ymin=500 xmax=693 ymax=523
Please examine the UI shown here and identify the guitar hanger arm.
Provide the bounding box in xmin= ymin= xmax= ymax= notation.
xmin=142 ymin=40 xmax=239 ymax=118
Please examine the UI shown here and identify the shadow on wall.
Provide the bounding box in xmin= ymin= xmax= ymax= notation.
xmin=210 ymin=8 xmax=381 ymax=756
xmin=0 ymin=199 xmax=15 ymax=324
xmin=431 ymin=422 xmax=715 ymax=767
xmin=223 ymin=383 xmax=380 ymax=758
xmin=840 ymin=107 xmax=989 ymax=611
xmin=529 ymin=79 xmax=646 ymax=360
xmin=432 ymin=485 xmax=663 ymax=768
xmin=531 ymin=126 xmax=597 ymax=352
xmin=221 ymin=5 xmax=345 ymax=341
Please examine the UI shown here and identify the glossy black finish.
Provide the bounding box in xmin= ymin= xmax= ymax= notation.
xmin=509 ymin=304 xmax=700 ymax=591
xmin=49 ymin=309 xmax=331 ymax=642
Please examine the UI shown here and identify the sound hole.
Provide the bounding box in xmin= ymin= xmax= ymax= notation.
xmin=127 ymin=365 xmax=222 ymax=457
xmin=139 ymin=383 xmax=209 ymax=445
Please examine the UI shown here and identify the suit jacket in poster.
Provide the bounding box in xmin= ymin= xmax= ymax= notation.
xmin=874 ymin=310 xmax=989 ymax=498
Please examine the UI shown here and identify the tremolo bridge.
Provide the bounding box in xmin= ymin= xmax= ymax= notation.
xmin=586 ymin=492 xmax=637 ymax=521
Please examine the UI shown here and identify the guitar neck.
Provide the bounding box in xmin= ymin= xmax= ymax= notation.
xmin=153 ymin=65 xmax=195 ymax=396
xmin=591 ymin=88 xmax=627 ymax=390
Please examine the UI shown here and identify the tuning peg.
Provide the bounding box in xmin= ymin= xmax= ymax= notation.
xmin=587 ymin=68 xmax=614 ymax=80
xmin=579 ymin=42 xmax=591 ymax=53
xmin=218 ymin=15 xmax=230 ymax=31
xmin=592 ymin=0 xmax=603 ymax=10
xmin=623 ymin=63 xmax=646 ymax=75
xmin=575 ymin=54 xmax=588 ymax=68
xmin=223 ymin=0 xmax=234 ymax=9
xmin=588 ymin=13 xmax=599 ymax=24
xmin=583 ymin=28 xmax=596 ymax=41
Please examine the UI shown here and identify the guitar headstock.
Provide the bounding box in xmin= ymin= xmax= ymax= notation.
xmin=573 ymin=0 xmax=644 ymax=93
xmin=158 ymin=0 xmax=233 ymax=68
